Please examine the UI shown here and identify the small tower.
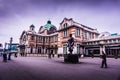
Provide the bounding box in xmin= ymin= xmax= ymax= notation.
xmin=30 ymin=24 xmax=35 ymax=31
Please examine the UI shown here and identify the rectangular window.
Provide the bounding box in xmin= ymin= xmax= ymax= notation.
xmin=113 ymin=39 xmax=116 ymax=43
xmin=53 ymin=36 xmax=54 ymax=42
xmin=76 ymin=28 xmax=80 ymax=36
xmin=45 ymin=37 xmax=48 ymax=43
xmin=54 ymin=36 xmax=58 ymax=42
xmin=63 ymin=44 xmax=67 ymax=54
xmin=50 ymin=36 xmax=54 ymax=42
xmin=31 ymin=36 xmax=34 ymax=40
xmin=63 ymin=30 xmax=67 ymax=37
xmin=38 ymin=36 xmax=42 ymax=42
xmin=89 ymin=33 xmax=92 ymax=39
xmin=109 ymin=40 xmax=112 ymax=43
xmin=63 ymin=23 xmax=68 ymax=28
xmin=83 ymin=31 xmax=87 ymax=39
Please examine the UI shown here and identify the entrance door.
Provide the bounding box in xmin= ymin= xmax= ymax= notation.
xmin=38 ymin=47 xmax=41 ymax=54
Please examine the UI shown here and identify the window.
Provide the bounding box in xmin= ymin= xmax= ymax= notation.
xmin=86 ymin=43 xmax=89 ymax=45
xmin=63 ymin=30 xmax=67 ymax=37
xmin=45 ymin=37 xmax=48 ymax=43
xmin=63 ymin=44 xmax=67 ymax=54
xmin=109 ymin=40 xmax=112 ymax=43
xmin=38 ymin=36 xmax=42 ymax=42
xmin=55 ymin=36 xmax=58 ymax=42
xmin=113 ymin=39 xmax=116 ymax=43
xmin=89 ymin=33 xmax=92 ymax=39
xmin=32 ymin=27 xmax=34 ymax=30
xmin=83 ymin=31 xmax=87 ymax=39
xmin=76 ymin=28 xmax=80 ymax=36
xmin=31 ymin=36 xmax=34 ymax=40
xmin=38 ymin=47 xmax=41 ymax=54
xmin=63 ymin=23 xmax=68 ymax=28
xmin=50 ymin=36 xmax=54 ymax=42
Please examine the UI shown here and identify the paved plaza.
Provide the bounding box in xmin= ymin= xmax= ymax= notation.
xmin=0 ymin=56 xmax=120 ymax=80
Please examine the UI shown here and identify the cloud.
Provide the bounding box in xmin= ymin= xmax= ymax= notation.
xmin=0 ymin=0 xmax=120 ymax=44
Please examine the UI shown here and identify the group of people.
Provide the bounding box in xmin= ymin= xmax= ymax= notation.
xmin=2 ymin=49 xmax=18 ymax=62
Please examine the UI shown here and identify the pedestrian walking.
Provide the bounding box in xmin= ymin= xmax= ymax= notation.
xmin=101 ymin=51 xmax=108 ymax=68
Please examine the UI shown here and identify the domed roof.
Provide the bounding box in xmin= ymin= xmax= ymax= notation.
xmin=44 ymin=20 xmax=55 ymax=29
xmin=30 ymin=24 xmax=35 ymax=28
xmin=39 ymin=20 xmax=57 ymax=34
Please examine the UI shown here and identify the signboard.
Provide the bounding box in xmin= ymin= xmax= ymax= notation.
xmin=7 ymin=44 xmax=19 ymax=53
xmin=111 ymin=33 xmax=118 ymax=36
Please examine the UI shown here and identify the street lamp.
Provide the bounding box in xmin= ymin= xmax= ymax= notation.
xmin=8 ymin=37 xmax=13 ymax=60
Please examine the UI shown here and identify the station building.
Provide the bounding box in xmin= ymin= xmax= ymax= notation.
xmin=19 ymin=18 xmax=120 ymax=57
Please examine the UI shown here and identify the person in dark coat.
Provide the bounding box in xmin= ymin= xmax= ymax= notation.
xmin=101 ymin=51 xmax=108 ymax=68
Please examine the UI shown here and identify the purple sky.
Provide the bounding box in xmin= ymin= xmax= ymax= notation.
xmin=0 ymin=0 xmax=120 ymax=45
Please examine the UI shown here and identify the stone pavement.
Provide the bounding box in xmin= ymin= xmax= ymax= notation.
xmin=0 ymin=56 xmax=120 ymax=80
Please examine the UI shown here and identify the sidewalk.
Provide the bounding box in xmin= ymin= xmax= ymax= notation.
xmin=0 ymin=56 xmax=120 ymax=80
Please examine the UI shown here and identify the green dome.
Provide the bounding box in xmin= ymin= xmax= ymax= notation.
xmin=44 ymin=20 xmax=54 ymax=28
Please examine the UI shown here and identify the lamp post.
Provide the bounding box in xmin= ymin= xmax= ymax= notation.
xmin=8 ymin=37 xmax=13 ymax=60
